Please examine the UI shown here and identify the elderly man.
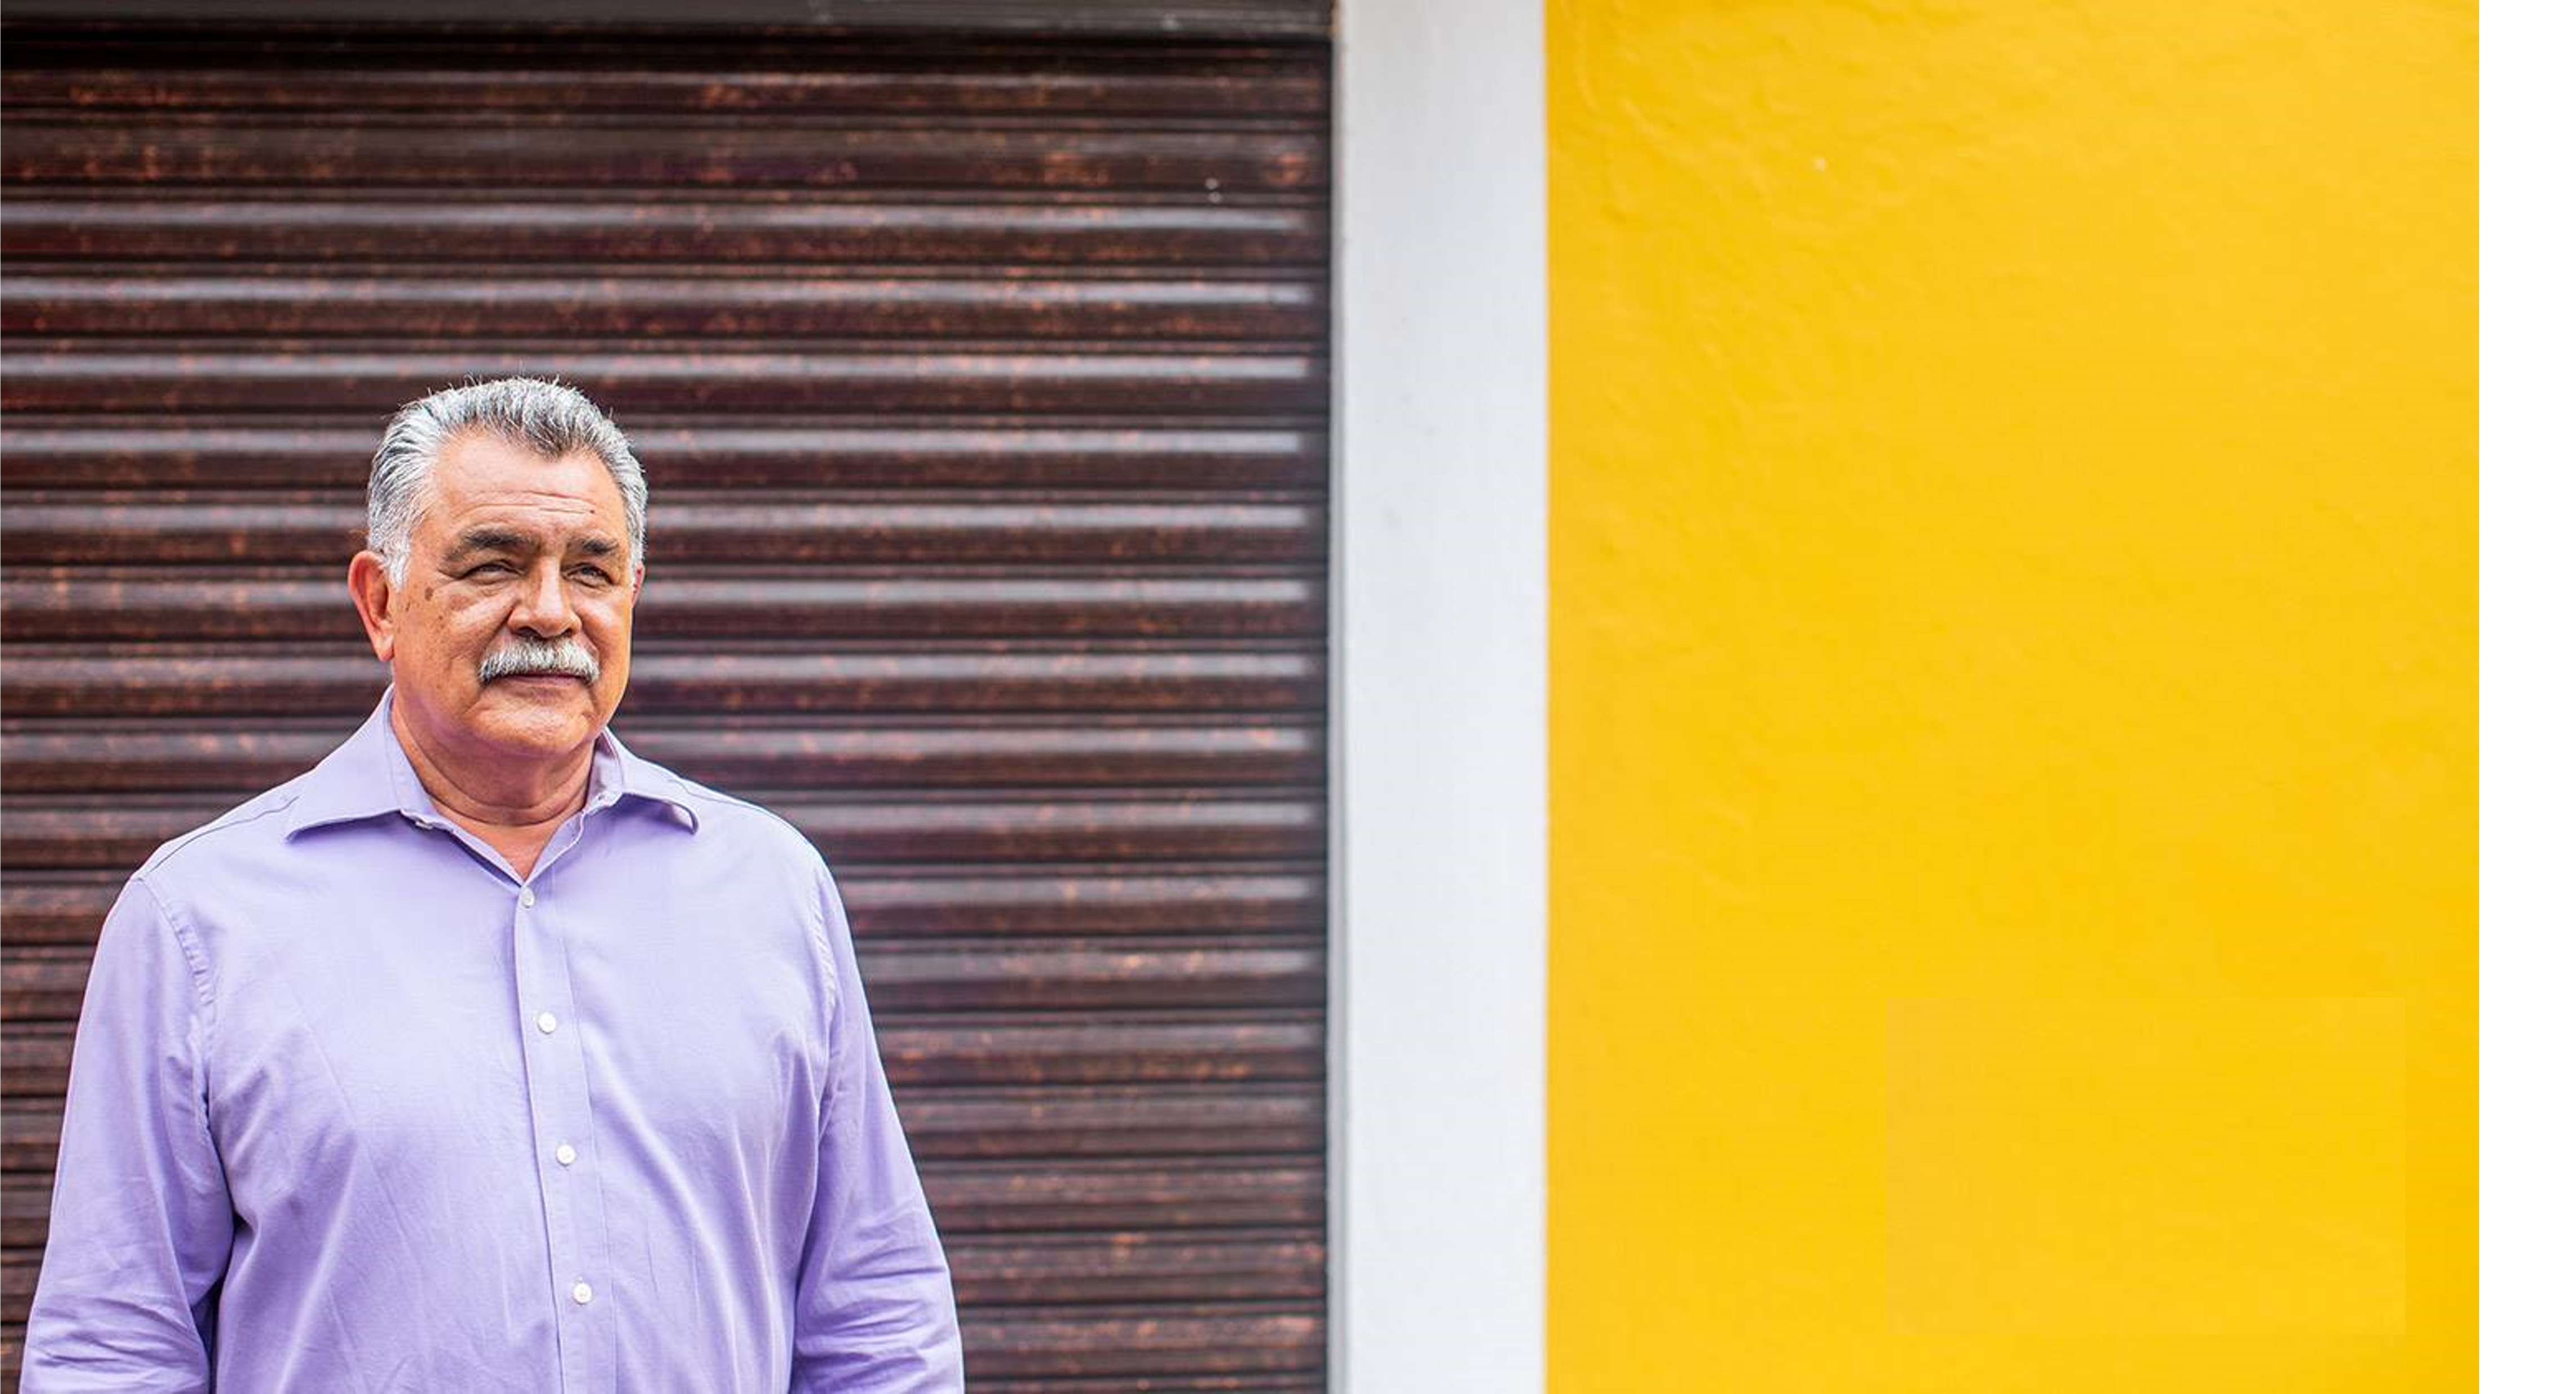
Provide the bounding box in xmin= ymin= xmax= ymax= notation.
xmin=23 ymin=379 xmax=964 ymax=1391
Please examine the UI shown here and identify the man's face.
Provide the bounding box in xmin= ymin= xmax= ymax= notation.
xmin=353 ymin=430 xmax=641 ymax=771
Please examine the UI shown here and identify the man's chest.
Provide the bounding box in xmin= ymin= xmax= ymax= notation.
xmin=193 ymin=863 xmax=832 ymax=1226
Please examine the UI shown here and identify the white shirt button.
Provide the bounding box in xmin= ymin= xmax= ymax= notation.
xmin=555 ymin=1142 xmax=577 ymax=1166
xmin=520 ymin=888 xmax=537 ymax=908
xmin=536 ymin=1011 xmax=559 ymax=1035
xmin=570 ymin=1281 xmax=593 ymax=1306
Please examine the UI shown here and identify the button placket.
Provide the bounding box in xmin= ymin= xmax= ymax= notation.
xmin=519 ymin=831 xmax=623 ymax=1389
xmin=511 ymin=879 xmax=605 ymax=1387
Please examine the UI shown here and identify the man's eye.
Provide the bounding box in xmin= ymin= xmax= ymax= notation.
xmin=467 ymin=562 xmax=513 ymax=577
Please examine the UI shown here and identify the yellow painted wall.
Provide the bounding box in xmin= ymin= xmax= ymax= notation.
xmin=1547 ymin=3 xmax=2474 ymax=1390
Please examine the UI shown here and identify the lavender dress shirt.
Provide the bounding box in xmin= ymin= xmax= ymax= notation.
xmin=23 ymin=692 xmax=963 ymax=1392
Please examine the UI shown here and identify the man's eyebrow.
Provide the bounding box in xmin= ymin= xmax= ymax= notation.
xmin=444 ymin=525 xmax=536 ymax=562
xmin=571 ymin=534 xmax=625 ymax=560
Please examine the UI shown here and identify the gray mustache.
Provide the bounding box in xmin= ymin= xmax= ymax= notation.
xmin=479 ymin=638 xmax=601 ymax=686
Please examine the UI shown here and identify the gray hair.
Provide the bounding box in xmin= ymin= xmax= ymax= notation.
xmin=367 ymin=377 xmax=647 ymax=584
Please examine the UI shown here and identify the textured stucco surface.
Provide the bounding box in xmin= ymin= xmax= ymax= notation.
xmin=1548 ymin=2 xmax=2473 ymax=1389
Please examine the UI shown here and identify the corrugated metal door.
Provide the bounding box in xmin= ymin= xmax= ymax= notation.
xmin=0 ymin=24 xmax=1327 ymax=1388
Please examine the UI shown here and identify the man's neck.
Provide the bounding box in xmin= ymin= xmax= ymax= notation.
xmin=388 ymin=700 xmax=593 ymax=879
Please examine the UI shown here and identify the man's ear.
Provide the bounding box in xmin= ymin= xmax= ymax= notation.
xmin=347 ymin=551 xmax=398 ymax=662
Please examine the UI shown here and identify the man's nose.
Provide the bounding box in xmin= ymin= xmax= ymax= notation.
xmin=510 ymin=561 xmax=579 ymax=637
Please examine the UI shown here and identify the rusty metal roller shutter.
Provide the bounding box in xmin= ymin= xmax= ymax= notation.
xmin=0 ymin=24 xmax=1327 ymax=1388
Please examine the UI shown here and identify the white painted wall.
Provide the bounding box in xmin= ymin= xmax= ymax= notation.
xmin=1330 ymin=3 xmax=1548 ymax=1389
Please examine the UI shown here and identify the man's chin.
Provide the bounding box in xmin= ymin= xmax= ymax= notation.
xmin=468 ymin=685 xmax=606 ymax=754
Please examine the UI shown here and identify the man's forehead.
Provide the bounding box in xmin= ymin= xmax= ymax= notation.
xmin=420 ymin=433 xmax=624 ymax=522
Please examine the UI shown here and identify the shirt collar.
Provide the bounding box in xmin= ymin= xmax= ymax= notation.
xmin=285 ymin=688 xmax=701 ymax=837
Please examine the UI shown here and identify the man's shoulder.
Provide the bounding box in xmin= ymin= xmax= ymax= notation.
xmin=134 ymin=700 xmax=403 ymax=893
xmin=132 ymin=771 xmax=319 ymax=887
xmin=123 ymin=768 xmax=335 ymax=907
xmin=615 ymin=750 xmax=830 ymax=876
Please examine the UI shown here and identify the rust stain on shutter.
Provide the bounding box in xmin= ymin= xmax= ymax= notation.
xmin=0 ymin=25 xmax=1329 ymax=1386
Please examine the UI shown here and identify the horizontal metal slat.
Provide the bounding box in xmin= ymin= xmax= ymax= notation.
xmin=0 ymin=197 xmax=1327 ymax=268
xmin=0 ymin=791 xmax=1323 ymax=869
xmin=927 ymin=1156 xmax=1322 ymax=1235
xmin=967 ymin=1370 xmax=1320 ymax=1389
xmin=3 ymin=1023 xmax=70 ymax=1091
xmin=0 ymin=568 xmax=1326 ymax=643
xmin=838 ymin=867 xmax=1321 ymax=937
xmin=0 ymin=420 xmax=1326 ymax=490
xmin=946 ymin=1228 xmax=1321 ymax=1306
xmin=796 ymin=796 xmax=1324 ymax=864
xmin=0 ymin=1308 xmax=1325 ymax=1387
xmin=0 ymin=715 xmax=1323 ymax=791
xmin=957 ymin=1303 xmax=1320 ymax=1379
xmin=0 ymin=1155 xmax=1323 ymax=1248
xmin=0 ymin=2 xmax=1334 ymax=39
xmin=896 ymin=1014 xmax=1340 ymax=1085
xmin=2 ymin=271 xmax=1325 ymax=341
xmin=1 ymin=64 xmax=1327 ymax=121
xmin=0 ymin=346 xmax=1324 ymax=415
xmin=0 ymin=645 xmax=1323 ymax=716
xmin=0 ymin=1083 xmax=1325 ymax=1167
xmin=0 ymin=881 xmax=123 ymax=947
xmin=4 ymin=1010 xmax=1322 ymax=1098
xmin=904 ymin=1084 xmax=1322 ymax=1161
xmin=1 ymin=491 xmax=1323 ymax=566
xmin=0 ymin=962 xmax=92 ymax=1026
xmin=0 ymin=1231 xmax=1319 ymax=1326
xmin=863 ymin=942 xmax=1325 ymax=1012
xmin=0 ymin=927 xmax=1329 ymax=1015
xmin=20 ymin=489 xmax=1320 ymax=566
xmin=2 ymin=118 xmax=1325 ymax=193
xmin=0 ymin=867 xmax=1325 ymax=945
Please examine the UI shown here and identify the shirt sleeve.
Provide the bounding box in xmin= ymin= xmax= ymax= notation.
xmin=790 ymin=857 xmax=965 ymax=1393
xmin=22 ymin=877 xmax=234 ymax=1392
